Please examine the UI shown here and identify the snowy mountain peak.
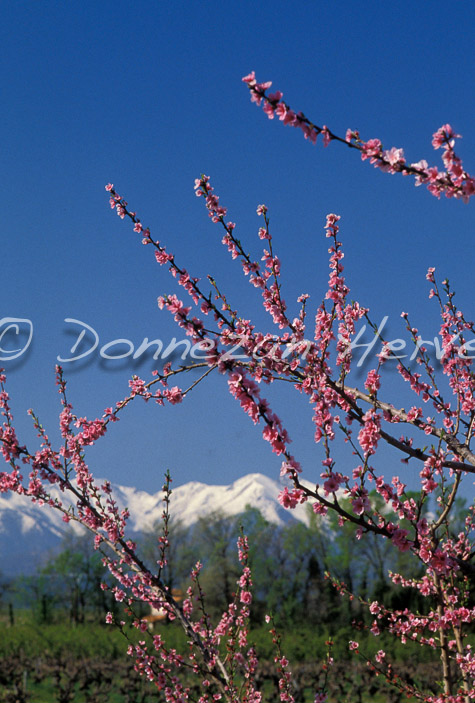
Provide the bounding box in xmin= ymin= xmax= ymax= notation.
xmin=0 ymin=473 xmax=310 ymax=575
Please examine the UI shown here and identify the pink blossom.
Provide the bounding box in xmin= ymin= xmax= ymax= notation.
xmin=351 ymin=495 xmax=369 ymax=515
xmin=323 ymin=474 xmax=340 ymax=494
xmin=240 ymin=590 xmax=252 ymax=604
xmin=312 ymin=502 xmax=328 ymax=516
xmin=360 ymin=139 xmax=382 ymax=160
xmin=391 ymin=528 xmax=411 ymax=552
xmin=432 ymin=124 xmax=461 ymax=150
xmin=278 ymin=486 xmax=305 ymax=509
xmin=242 ymin=71 xmax=256 ymax=85
xmin=364 ymin=369 xmax=380 ymax=395
xmin=164 ymin=386 xmax=183 ymax=405
xmin=321 ymin=126 xmax=331 ymax=147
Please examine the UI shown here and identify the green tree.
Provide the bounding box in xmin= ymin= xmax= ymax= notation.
xmin=39 ymin=532 xmax=111 ymax=623
xmin=193 ymin=512 xmax=242 ymax=617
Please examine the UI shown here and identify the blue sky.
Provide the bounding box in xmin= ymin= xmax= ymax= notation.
xmin=1 ymin=1 xmax=474 ymax=494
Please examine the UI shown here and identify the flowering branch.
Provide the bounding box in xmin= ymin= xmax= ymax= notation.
xmin=242 ymin=71 xmax=475 ymax=203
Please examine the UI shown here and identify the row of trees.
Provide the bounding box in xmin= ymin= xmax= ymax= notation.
xmin=3 ymin=495 xmax=459 ymax=630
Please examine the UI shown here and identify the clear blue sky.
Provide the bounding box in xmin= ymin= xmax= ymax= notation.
xmin=2 ymin=1 xmax=474 ymax=494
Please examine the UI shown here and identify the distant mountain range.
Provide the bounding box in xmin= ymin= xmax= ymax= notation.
xmin=0 ymin=473 xmax=311 ymax=575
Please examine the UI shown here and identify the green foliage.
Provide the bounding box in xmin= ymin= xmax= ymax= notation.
xmin=0 ymin=618 xmax=444 ymax=664
xmin=7 ymin=502 xmax=433 ymax=629
xmin=12 ymin=532 xmax=117 ymax=625
xmin=0 ymin=623 xmax=119 ymax=659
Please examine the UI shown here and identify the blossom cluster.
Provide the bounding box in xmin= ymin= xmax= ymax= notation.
xmin=242 ymin=72 xmax=475 ymax=203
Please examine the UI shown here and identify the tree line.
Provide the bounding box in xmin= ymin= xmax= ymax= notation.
xmin=1 ymin=492 xmax=453 ymax=630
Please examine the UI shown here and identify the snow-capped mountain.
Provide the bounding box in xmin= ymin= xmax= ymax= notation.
xmin=0 ymin=473 xmax=311 ymax=576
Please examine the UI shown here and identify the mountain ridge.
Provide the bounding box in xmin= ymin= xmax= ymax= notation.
xmin=0 ymin=473 xmax=311 ymax=575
